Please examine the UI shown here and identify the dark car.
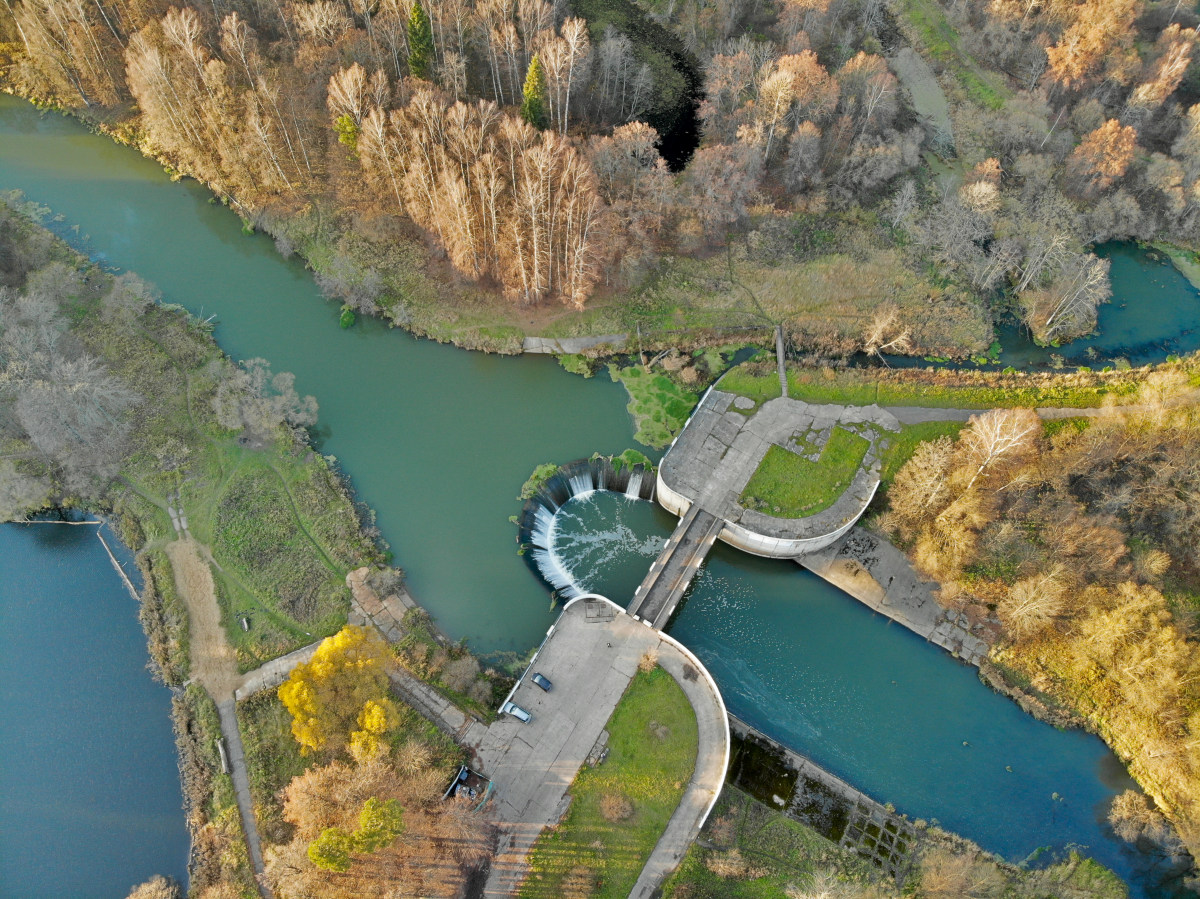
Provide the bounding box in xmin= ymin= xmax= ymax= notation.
xmin=531 ymin=672 xmax=553 ymax=692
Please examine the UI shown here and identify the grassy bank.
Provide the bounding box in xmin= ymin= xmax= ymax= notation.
xmin=878 ymin=420 xmax=966 ymax=488
xmin=721 ymin=361 xmax=1145 ymax=409
xmin=609 ymin=364 xmax=698 ymax=449
xmin=85 ymin=299 xmax=380 ymax=670
xmin=521 ymin=665 xmax=698 ymax=898
xmin=894 ymin=0 xmax=1009 ymax=110
xmin=663 ymin=787 xmax=1127 ymax=899
xmin=0 ymin=200 xmax=502 ymax=894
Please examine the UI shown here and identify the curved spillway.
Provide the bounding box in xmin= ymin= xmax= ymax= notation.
xmin=518 ymin=458 xmax=660 ymax=601
xmin=1 ymin=95 xmax=1191 ymax=898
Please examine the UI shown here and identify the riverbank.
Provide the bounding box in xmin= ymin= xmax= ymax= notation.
xmin=0 ymin=201 xmax=515 ymax=895
xmin=0 ymin=87 xmax=983 ymax=360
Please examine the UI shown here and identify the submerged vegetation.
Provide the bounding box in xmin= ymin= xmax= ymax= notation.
xmin=609 ymin=363 xmax=698 ymax=449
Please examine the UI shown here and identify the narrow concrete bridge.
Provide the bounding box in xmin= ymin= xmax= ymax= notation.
xmin=627 ymin=504 xmax=724 ymax=629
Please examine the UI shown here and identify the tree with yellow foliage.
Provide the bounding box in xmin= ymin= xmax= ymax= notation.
xmin=278 ymin=626 xmax=396 ymax=755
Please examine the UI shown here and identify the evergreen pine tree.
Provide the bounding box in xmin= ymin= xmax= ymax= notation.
xmin=407 ymin=0 xmax=434 ymax=80
xmin=521 ymin=55 xmax=549 ymax=130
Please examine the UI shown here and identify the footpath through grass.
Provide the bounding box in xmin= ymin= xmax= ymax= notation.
xmin=741 ymin=429 xmax=869 ymax=518
xmin=521 ymin=665 xmax=698 ymax=898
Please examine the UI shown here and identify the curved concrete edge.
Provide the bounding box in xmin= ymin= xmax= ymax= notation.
xmin=563 ymin=595 xmax=731 ymax=897
xmin=658 ymin=452 xmax=883 ymax=559
xmin=653 ymin=627 xmax=731 ymax=829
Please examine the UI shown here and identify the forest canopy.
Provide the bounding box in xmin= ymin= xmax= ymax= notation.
xmin=4 ymin=0 xmax=1199 ymax=348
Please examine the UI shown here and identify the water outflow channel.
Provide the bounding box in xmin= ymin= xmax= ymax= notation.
xmin=1 ymin=95 xmax=1197 ymax=895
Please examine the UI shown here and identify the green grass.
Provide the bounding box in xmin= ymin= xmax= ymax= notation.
xmin=878 ymin=420 xmax=966 ymax=488
xmin=740 ymin=429 xmax=870 ymax=518
xmin=662 ymin=787 xmax=878 ymax=898
xmin=236 ymin=687 xmax=464 ymax=847
xmin=610 ymin=364 xmax=698 ymax=449
xmin=237 ymin=691 xmax=313 ymax=845
xmin=897 ymin=0 xmax=1009 ymax=109
xmin=521 ymin=666 xmax=698 ymax=898
xmin=722 ymin=363 xmax=1140 ymax=410
xmin=663 ymin=788 xmax=1127 ymax=899
xmin=75 ymin=297 xmax=377 ymax=669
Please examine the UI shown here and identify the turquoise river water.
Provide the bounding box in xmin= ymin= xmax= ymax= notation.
xmin=2 ymin=93 xmax=1198 ymax=896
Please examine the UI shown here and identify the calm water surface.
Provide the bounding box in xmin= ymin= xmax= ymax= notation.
xmin=0 ymin=93 xmax=635 ymax=652
xmin=994 ymin=243 xmax=1200 ymax=369
xmin=0 ymin=522 xmax=188 ymax=898
xmin=1 ymin=94 xmax=1195 ymax=895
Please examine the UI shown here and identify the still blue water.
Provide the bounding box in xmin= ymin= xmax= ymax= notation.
xmin=0 ymin=522 xmax=188 ymax=898
xmin=994 ymin=243 xmax=1200 ymax=369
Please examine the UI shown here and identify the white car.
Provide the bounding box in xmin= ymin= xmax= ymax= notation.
xmin=501 ymin=701 xmax=532 ymax=723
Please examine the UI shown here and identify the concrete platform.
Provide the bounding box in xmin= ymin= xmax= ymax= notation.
xmin=658 ymin=389 xmax=901 ymax=556
xmin=470 ymin=597 xmax=729 ymax=897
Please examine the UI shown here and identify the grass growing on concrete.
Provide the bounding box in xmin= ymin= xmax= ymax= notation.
xmin=610 ymin=364 xmax=698 ymax=449
xmin=521 ymin=666 xmax=698 ymax=899
xmin=662 ymin=787 xmax=1127 ymax=899
xmin=741 ymin=430 xmax=870 ymax=518
xmin=662 ymin=787 xmax=879 ymax=898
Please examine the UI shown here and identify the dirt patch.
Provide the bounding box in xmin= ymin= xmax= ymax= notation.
xmin=165 ymin=538 xmax=241 ymax=700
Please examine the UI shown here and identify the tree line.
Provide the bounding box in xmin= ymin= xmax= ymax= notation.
xmin=3 ymin=0 xmax=1200 ymax=339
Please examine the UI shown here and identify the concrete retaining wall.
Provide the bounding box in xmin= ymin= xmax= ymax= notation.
xmin=655 ymin=470 xmax=692 ymax=519
xmin=656 ymin=464 xmax=877 ymax=558
xmin=522 ymin=334 xmax=628 ymax=353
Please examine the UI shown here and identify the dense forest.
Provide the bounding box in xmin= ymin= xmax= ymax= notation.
xmin=2 ymin=0 xmax=1199 ymax=351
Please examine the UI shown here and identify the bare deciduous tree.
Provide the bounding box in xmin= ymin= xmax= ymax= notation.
xmin=961 ymin=408 xmax=1040 ymax=490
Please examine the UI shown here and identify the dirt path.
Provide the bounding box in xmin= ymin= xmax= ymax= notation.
xmin=165 ymin=538 xmax=241 ymax=700
xmin=164 ymin=537 xmax=272 ymax=896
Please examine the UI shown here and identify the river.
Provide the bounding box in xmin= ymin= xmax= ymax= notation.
xmin=1 ymin=93 xmax=1196 ymax=896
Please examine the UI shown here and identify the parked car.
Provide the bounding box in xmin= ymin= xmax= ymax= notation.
xmin=501 ymin=701 xmax=532 ymax=723
xmin=531 ymin=672 xmax=553 ymax=692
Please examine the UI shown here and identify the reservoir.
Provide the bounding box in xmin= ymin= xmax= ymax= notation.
xmin=1 ymin=94 xmax=1195 ymax=896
